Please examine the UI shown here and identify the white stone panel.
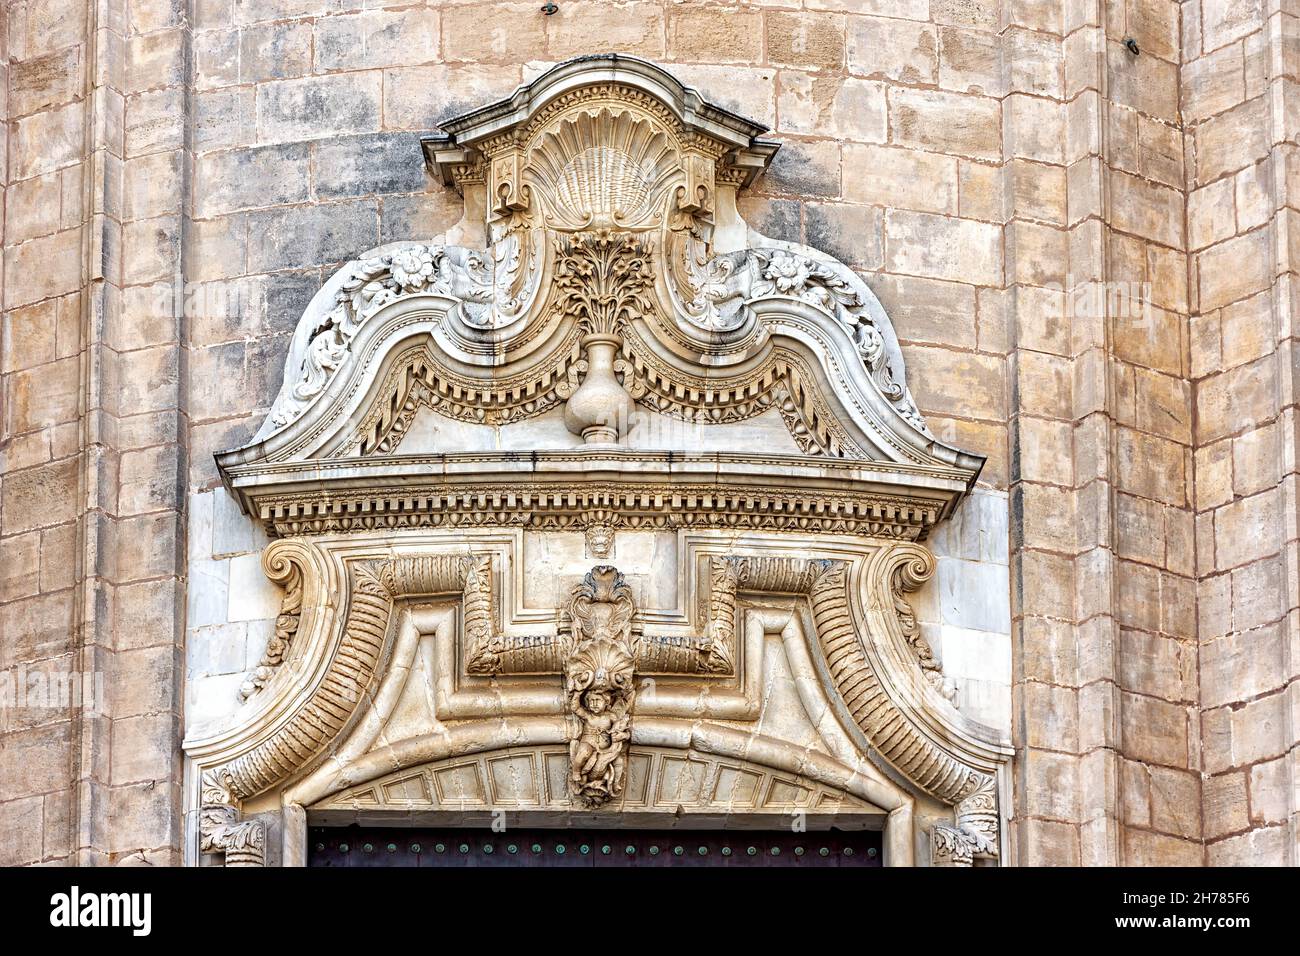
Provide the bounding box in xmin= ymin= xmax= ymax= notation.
xmin=187 ymin=557 xmax=230 ymax=630
xmin=212 ymin=486 xmax=269 ymax=557
xmin=226 ymin=553 xmax=282 ymax=623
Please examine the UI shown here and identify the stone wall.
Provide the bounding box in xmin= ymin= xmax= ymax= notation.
xmin=1 ymin=0 xmax=1296 ymax=865
xmin=2 ymin=0 xmax=191 ymax=865
xmin=1185 ymin=0 xmax=1299 ymax=865
xmin=1005 ymin=0 xmax=1201 ymax=867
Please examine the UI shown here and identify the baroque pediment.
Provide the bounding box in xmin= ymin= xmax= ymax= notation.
xmin=216 ymin=54 xmax=984 ymax=541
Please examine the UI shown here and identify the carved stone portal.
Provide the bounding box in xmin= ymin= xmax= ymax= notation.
xmin=192 ymin=55 xmax=1012 ymax=868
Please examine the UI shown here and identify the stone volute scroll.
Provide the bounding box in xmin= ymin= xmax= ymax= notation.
xmin=192 ymin=54 xmax=1012 ymax=869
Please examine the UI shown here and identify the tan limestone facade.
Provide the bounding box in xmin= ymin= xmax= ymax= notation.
xmin=0 ymin=0 xmax=1296 ymax=868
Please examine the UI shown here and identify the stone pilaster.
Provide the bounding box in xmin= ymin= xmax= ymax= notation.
xmin=0 ymin=0 xmax=192 ymax=865
xmin=1187 ymin=0 xmax=1300 ymax=866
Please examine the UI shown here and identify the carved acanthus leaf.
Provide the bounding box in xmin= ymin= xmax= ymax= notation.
xmin=931 ymin=774 xmax=999 ymax=866
xmin=673 ymin=247 xmax=930 ymax=435
xmin=553 ymin=230 xmax=656 ymax=336
xmin=269 ymin=235 xmax=541 ymax=429
xmin=199 ymin=769 xmax=265 ymax=867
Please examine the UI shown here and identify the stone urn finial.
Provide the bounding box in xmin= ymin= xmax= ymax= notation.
xmin=563 ymin=333 xmax=634 ymax=444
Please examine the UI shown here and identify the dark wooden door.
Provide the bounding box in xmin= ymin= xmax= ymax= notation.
xmin=309 ymin=826 xmax=883 ymax=867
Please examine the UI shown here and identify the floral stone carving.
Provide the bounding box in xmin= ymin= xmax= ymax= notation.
xmin=199 ymin=769 xmax=265 ymax=867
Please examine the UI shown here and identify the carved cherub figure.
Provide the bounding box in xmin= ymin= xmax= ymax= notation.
xmin=563 ymin=566 xmax=638 ymax=807
xmin=568 ymin=686 xmax=632 ymax=802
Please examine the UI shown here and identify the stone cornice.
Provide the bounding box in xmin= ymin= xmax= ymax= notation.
xmin=220 ymin=449 xmax=972 ymax=540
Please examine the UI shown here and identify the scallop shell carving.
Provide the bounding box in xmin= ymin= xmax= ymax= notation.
xmin=526 ymin=107 xmax=681 ymax=230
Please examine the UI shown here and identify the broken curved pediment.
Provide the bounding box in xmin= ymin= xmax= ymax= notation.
xmin=216 ymin=54 xmax=983 ymax=542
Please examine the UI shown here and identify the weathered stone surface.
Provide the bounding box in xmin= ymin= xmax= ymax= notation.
xmin=763 ymin=139 xmax=841 ymax=197
xmin=766 ymin=12 xmax=845 ymax=71
xmin=871 ymin=274 xmax=976 ymax=347
xmin=241 ymin=21 xmax=312 ymax=84
xmin=1207 ymin=826 xmax=1288 ymax=865
xmin=804 ymin=203 xmax=882 ymax=270
xmin=885 ymin=210 xmax=1003 ymax=284
xmin=777 ymin=74 xmax=887 ymax=142
xmin=10 ymin=46 xmax=84 ymax=117
xmin=382 ymin=64 xmax=522 ymax=131
xmin=1196 ymin=356 xmax=1276 ymax=444
xmin=195 ymin=142 xmax=311 ymax=216
xmin=1195 ymin=99 xmax=1271 ymax=185
xmin=1197 ymin=228 xmax=1272 ymax=311
xmin=246 ymin=200 xmax=378 ymax=272
xmin=314 ymin=9 xmax=440 ymax=73
xmin=843 ymin=144 xmax=957 ymax=213
xmin=889 ymin=87 xmax=1001 ymax=161
xmin=310 ymin=132 xmax=423 ymax=197
xmin=668 ymin=7 xmax=762 ymax=63
xmin=1201 ymin=0 xmax=1266 ymax=53
xmin=256 ymin=73 xmax=382 ymax=144
xmin=546 ymin=1 xmax=665 ymax=60
xmin=847 ymin=16 xmax=937 ymax=83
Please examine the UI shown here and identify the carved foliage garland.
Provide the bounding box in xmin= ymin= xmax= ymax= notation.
xmin=670 ymin=247 xmax=929 ymax=435
xmin=268 ymin=240 xmax=542 ymax=428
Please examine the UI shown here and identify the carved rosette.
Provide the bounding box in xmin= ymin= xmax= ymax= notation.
xmin=563 ymin=567 xmax=638 ymax=808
